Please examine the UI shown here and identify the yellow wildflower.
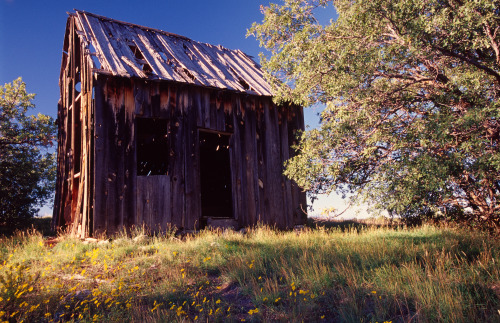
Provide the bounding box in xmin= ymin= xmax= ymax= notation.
xmin=248 ymin=308 xmax=259 ymax=315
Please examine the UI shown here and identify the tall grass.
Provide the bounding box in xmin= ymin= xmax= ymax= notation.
xmin=0 ymin=223 xmax=498 ymax=322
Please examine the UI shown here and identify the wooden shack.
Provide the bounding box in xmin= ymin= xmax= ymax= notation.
xmin=53 ymin=10 xmax=306 ymax=237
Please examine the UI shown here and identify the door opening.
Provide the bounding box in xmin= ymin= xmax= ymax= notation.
xmin=199 ymin=130 xmax=233 ymax=219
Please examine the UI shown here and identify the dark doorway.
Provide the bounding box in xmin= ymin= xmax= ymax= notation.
xmin=199 ymin=130 xmax=233 ymax=219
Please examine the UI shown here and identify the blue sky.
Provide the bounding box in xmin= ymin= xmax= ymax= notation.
xmin=1 ymin=0 xmax=364 ymax=218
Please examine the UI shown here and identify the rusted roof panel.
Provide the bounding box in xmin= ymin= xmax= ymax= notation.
xmin=72 ymin=10 xmax=273 ymax=96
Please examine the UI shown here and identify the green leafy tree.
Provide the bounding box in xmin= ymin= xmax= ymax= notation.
xmin=250 ymin=0 xmax=500 ymax=229
xmin=0 ymin=78 xmax=56 ymax=229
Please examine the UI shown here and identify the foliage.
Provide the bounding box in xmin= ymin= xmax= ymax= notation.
xmin=0 ymin=78 xmax=56 ymax=229
xmin=0 ymin=224 xmax=498 ymax=322
xmin=249 ymin=0 xmax=500 ymax=229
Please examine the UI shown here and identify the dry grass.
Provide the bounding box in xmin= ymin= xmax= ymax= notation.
xmin=0 ymin=220 xmax=498 ymax=322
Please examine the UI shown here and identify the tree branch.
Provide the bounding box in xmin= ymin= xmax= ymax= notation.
xmin=432 ymin=44 xmax=500 ymax=85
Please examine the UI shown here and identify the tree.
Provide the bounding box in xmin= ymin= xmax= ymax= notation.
xmin=0 ymin=78 xmax=56 ymax=229
xmin=249 ymin=0 xmax=500 ymax=229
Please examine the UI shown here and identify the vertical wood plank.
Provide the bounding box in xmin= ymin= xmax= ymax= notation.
xmin=271 ymin=101 xmax=285 ymax=228
xmin=209 ymin=92 xmax=217 ymax=131
xmin=203 ymin=91 xmax=211 ymax=129
xmin=243 ymin=98 xmax=258 ymax=226
xmin=87 ymin=60 xmax=95 ymax=235
xmin=279 ymin=106 xmax=292 ymax=228
xmin=134 ymin=81 xmax=147 ymax=117
xmin=151 ymin=82 xmax=161 ymax=117
xmin=195 ymin=90 xmax=203 ymax=128
xmin=171 ymin=86 xmax=185 ymax=229
xmin=116 ymin=79 xmax=126 ymax=231
xmin=184 ymin=88 xmax=200 ymax=230
xmin=104 ymin=78 xmax=118 ymax=234
xmin=232 ymin=96 xmax=246 ymax=226
xmin=255 ymin=99 xmax=266 ymax=226
xmin=262 ymin=99 xmax=283 ymax=228
xmin=123 ymin=80 xmax=136 ymax=229
xmin=216 ymin=93 xmax=226 ymax=132
xmin=79 ymin=42 xmax=89 ymax=237
xmin=158 ymin=82 xmax=173 ymax=226
xmin=93 ymin=76 xmax=108 ymax=235
xmin=159 ymin=82 xmax=170 ymax=118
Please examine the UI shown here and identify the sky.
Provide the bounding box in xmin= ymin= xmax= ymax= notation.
xmin=0 ymin=0 xmax=371 ymax=219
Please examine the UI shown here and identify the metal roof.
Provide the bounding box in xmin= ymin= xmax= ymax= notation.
xmin=71 ymin=10 xmax=273 ymax=96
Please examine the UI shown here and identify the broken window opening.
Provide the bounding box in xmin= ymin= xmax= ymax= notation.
xmin=136 ymin=118 xmax=169 ymax=176
xmin=199 ymin=130 xmax=233 ymax=219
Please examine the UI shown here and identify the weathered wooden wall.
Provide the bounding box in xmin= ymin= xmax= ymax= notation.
xmin=53 ymin=17 xmax=95 ymax=237
xmin=92 ymin=77 xmax=306 ymax=235
xmin=54 ymin=14 xmax=307 ymax=237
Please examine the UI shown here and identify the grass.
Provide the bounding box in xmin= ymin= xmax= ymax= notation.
xmin=0 ymin=220 xmax=498 ymax=322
